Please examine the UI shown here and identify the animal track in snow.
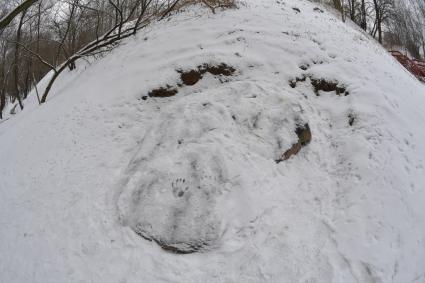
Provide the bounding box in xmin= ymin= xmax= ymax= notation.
xmin=172 ymin=178 xmax=189 ymax=197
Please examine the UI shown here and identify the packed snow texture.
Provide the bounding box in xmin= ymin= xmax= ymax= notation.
xmin=1 ymin=0 xmax=425 ymax=282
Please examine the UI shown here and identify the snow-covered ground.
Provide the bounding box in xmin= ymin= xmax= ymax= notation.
xmin=1 ymin=0 xmax=425 ymax=282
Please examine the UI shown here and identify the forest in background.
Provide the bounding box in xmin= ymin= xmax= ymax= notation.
xmin=0 ymin=0 xmax=424 ymax=118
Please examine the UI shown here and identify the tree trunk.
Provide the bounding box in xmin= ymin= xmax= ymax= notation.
xmin=35 ymin=1 xmax=41 ymax=81
xmin=349 ymin=0 xmax=355 ymax=21
xmin=360 ymin=0 xmax=367 ymax=31
xmin=0 ymin=39 xmax=5 ymax=119
xmin=14 ymin=10 xmax=27 ymax=110
xmin=373 ymin=0 xmax=382 ymax=43
xmin=41 ymin=57 xmax=79 ymax=103
xmin=0 ymin=90 xmax=5 ymax=119
xmin=23 ymin=23 xmax=34 ymax=99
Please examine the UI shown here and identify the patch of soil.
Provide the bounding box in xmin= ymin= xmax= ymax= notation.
xmin=200 ymin=63 xmax=236 ymax=76
xmin=296 ymin=124 xmax=312 ymax=145
xmin=145 ymin=63 xmax=236 ymax=99
xmin=178 ymin=63 xmax=235 ymax=86
xmin=289 ymin=75 xmax=349 ymax=96
xmin=148 ymin=85 xmax=178 ymax=98
xmin=276 ymin=123 xmax=312 ymax=163
xmin=310 ymin=78 xmax=349 ymax=96
xmin=179 ymin=69 xmax=203 ymax=86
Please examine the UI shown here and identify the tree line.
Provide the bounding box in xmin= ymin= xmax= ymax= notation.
xmin=0 ymin=0 xmax=197 ymax=118
xmin=329 ymin=0 xmax=425 ymax=57
xmin=0 ymin=0 xmax=423 ymax=119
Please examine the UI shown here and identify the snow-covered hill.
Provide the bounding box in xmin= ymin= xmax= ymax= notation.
xmin=1 ymin=0 xmax=425 ymax=282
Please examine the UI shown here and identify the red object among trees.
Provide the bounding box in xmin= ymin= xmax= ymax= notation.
xmin=389 ymin=51 xmax=425 ymax=83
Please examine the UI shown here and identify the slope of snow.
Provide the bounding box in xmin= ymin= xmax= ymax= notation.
xmin=1 ymin=0 xmax=425 ymax=282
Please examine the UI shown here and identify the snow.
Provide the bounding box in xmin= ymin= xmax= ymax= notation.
xmin=1 ymin=0 xmax=425 ymax=282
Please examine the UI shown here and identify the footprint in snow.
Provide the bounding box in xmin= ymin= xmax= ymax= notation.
xmin=172 ymin=178 xmax=189 ymax=197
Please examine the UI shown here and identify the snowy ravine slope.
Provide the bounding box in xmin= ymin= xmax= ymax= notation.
xmin=1 ymin=0 xmax=425 ymax=282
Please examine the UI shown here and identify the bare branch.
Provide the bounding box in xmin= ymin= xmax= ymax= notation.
xmin=11 ymin=41 xmax=57 ymax=73
xmin=0 ymin=0 xmax=39 ymax=30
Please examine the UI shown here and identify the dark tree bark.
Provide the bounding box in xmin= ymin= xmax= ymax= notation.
xmin=35 ymin=1 xmax=41 ymax=80
xmin=360 ymin=0 xmax=367 ymax=30
xmin=373 ymin=0 xmax=382 ymax=43
xmin=348 ymin=0 xmax=355 ymax=21
xmin=14 ymin=9 xmax=27 ymax=110
xmin=0 ymin=34 xmax=6 ymax=119
xmin=40 ymin=57 xmax=79 ymax=103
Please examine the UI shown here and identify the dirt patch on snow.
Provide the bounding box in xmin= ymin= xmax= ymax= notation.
xmin=310 ymin=78 xmax=349 ymax=96
xmin=200 ymin=63 xmax=236 ymax=76
xmin=148 ymin=86 xmax=178 ymax=97
xmin=290 ymin=75 xmax=349 ymax=96
xmin=179 ymin=70 xmax=203 ymax=86
xmin=276 ymin=123 xmax=312 ymax=162
xmin=178 ymin=63 xmax=236 ymax=86
xmin=145 ymin=63 xmax=236 ymax=99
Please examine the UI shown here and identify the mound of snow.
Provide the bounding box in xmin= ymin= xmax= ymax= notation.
xmin=117 ymin=72 xmax=306 ymax=254
xmin=1 ymin=0 xmax=425 ymax=282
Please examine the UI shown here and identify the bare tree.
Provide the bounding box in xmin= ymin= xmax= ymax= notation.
xmin=13 ymin=8 xmax=28 ymax=110
xmin=0 ymin=28 xmax=12 ymax=119
xmin=360 ymin=0 xmax=367 ymax=30
xmin=371 ymin=0 xmax=394 ymax=43
xmin=37 ymin=0 xmax=181 ymax=103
